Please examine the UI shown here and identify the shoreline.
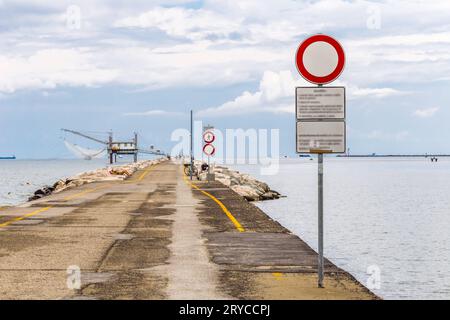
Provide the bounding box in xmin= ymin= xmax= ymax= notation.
xmin=26 ymin=158 xmax=167 ymax=202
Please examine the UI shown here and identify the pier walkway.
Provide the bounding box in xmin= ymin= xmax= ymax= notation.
xmin=0 ymin=162 xmax=376 ymax=299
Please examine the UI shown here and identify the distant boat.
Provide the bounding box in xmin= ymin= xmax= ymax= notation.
xmin=0 ymin=155 xmax=16 ymax=160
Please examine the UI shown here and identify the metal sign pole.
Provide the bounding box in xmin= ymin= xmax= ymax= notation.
xmin=207 ymin=155 xmax=211 ymax=184
xmin=190 ymin=110 xmax=194 ymax=181
xmin=317 ymin=81 xmax=325 ymax=289
xmin=318 ymin=152 xmax=324 ymax=288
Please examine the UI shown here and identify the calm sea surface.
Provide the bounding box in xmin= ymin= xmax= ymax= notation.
xmin=232 ymin=158 xmax=450 ymax=300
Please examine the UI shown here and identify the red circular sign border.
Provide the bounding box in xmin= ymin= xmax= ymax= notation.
xmin=295 ymin=34 xmax=345 ymax=85
xmin=203 ymin=143 xmax=216 ymax=156
xmin=203 ymin=131 xmax=215 ymax=144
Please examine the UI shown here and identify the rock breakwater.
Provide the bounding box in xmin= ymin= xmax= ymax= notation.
xmin=198 ymin=164 xmax=282 ymax=201
xmin=28 ymin=159 xmax=166 ymax=201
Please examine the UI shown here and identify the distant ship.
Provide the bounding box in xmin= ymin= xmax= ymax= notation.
xmin=0 ymin=155 xmax=16 ymax=160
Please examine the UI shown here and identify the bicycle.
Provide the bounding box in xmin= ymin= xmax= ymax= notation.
xmin=183 ymin=163 xmax=198 ymax=177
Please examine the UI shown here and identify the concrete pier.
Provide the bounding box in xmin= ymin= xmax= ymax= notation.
xmin=0 ymin=162 xmax=377 ymax=300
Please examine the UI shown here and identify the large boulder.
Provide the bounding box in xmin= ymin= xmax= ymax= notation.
xmin=231 ymin=185 xmax=264 ymax=201
xmin=210 ymin=165 xmax=282 ymax=202
xmin=260 ymin=191 xmax=281 ymax=200
xmin=109 ymin=167 xmax=132 ymax=177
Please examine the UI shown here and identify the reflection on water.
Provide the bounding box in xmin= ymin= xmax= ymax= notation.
xmin=232 ymin=158 xmax=450 ymax=300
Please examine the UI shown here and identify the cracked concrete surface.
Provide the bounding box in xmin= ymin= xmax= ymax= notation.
xmin=163 ymin=174 xmax=231 ymax=300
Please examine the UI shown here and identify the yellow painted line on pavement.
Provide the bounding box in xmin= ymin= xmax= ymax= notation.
xmin=183 ymin=172 xmax=245 ymax=232
xmin=272 ymin=272 xmax=284 ymax=280
xmin=126 ymin=164 xmax=158 ymax=183
xmin=136 ymin=165 xmax=154 ymax=182
xmin=0 ymin=206 xmax=52 ymax=228
xmin=183 ymin=167 xmax=279 ymax=281
xmin=0 ymin=186 xmax=107 ymax=229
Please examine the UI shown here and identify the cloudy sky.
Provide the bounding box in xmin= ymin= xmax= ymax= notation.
xmin=1 ymin=0 xmax=449 ymax=158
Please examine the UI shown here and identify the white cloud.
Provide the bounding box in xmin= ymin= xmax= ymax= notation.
xmin=199 ymin=70 xmax=405 ymax=117
xmin=198 ymin=70 xmax=303 ymax=117
xmin=123 ymin=109 xmax=182 ymax=116
xmin=0 ymin=43 xmax=285 ymax=93
xmin=351 ymin=31 xmax=450 ymax=47
xmin=413 ymin=107 xmax=440 ymax=118
xmin=368 ymin=130 xmax=410 ymax=142
xmin=350 ymin=87 xmax=406 ymax=99
xmin=115 ymin=5 xmax=312 ymax=44
xmin=1 ymin=0 xmax=450 ymax=95
xmin=0 ymin=49 xmax=117 ymax=93
xmin=115 ymin=7 xmax=242 ymax=42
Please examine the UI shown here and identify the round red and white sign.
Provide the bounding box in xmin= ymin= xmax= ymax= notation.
xmin=203 ymin=131 xmax=215 ymax=144
xmin=295 ymin=34 xmax=345 ymax=85
xmin=203 ymin=143 xmax=215 ymax=156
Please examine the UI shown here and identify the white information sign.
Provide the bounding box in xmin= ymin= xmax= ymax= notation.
xmin=296 ymin=87 xmax=345 ymax=120
xmin=296 ymin=121 xmax=346 ymax=154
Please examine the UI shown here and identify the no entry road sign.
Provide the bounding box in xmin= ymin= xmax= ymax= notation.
xmin=296 ymin=34 xmax=345 ymax=85
xmin=203 ymin=143 xmax=216 ymax=157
